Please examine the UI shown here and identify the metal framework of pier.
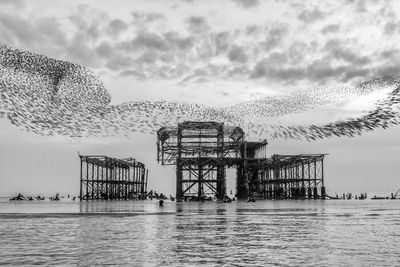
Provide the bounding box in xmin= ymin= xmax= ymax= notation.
xmin=79 ymin=155 xmax=148 ymax=200
xmin=247 ymin=154 xmax=325 ymax=199
xmin=157 ymin=121 xmax=326 ymax=201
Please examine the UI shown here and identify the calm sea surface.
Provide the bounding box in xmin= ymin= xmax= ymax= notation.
xmin=0 ymin=199 xmax=399 ymax=266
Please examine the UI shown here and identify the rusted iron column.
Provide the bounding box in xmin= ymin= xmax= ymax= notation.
xmin=79 ymin=156 xmax=83 ymax=200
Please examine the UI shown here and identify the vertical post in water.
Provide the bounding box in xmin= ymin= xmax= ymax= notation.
xmin=79 ymin=156 xmax=83 ymax=201
xmin=145 ymin=169 xmax=149 ymax=199
xmin=86 ymin=160 xmax=89 ymax=201
xmin=176 ymin=124 xmax=183 ymax=201
xmin=236 ymin=142 xmax=248 ymax=200
xmin=321 ymin=156 xmax=325 ymax=199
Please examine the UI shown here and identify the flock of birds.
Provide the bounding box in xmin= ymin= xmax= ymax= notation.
xmin=1 ymin=43 xmax=400 ymax=141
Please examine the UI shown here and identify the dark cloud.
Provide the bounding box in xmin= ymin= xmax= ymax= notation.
xmin=250 ymin=61 xmax=306 ymax=82
xmin=232 ymin=0 xmax=260 ymax=9
xmin=262 ymin=24 xmax=288 ymax=52
xmin=108 ymin=19 xmax=128 ymax=35
xmin=104 ymin=29 xmax=195 ymax=74
xmin=95 ymin=42 xmax=114 ymax=59
xmin=0 ymin=12 xmax=40 ymax=45
xmin=342 ymin=69 xmax=370 ymax=82
xmin=119 ymin=69 xmax=146 ymax=79
xmin=380 ymin=49 xmax=400 ymax=60
xmin=186 ymin=16 xmax=208 ymax=34
xmin=297 ymin=8 xmax=327 ymax=23
xmin=228 ymin=66 xmax=250 ymax=77
xmin=132 ymin=31 xmax=168 ymax=51
xmin=136 ymin=50 xmax=158 ymax=64
xmin=245 ymin=25 xmax=261 ymax=35
xmin=215 ymin=31 xmax=230 ymax=55
xmin=250 ymin=59 xmax=271 ymax=79
xmin=228 ymin=45 xmax=248 ymax=63
xmin=250 ymin=44 xmax=374 ymax=84
xmin=66 ymin=32 xmax=101 ymax=67
xmin=86 ymin=24 xmax=100 ymax=39
xmin=220 ymin=90 xmax=230 ymax=96
xmin=0 ymin=0 xmax=25 ymax=8
xmin=131 ymin=11 xmax=165 ymax=22
xmin=67 ymin=5 xmax=107 ymax=41
xmin=0 ymin=12 xmax=67 ymax=57
xmin=374 ymin=64 xmax=400 ymax=78
xmin=354 ymin=0 xmax=368 ymax=13
xmin=164 ymin=31 xmax=194 ymax=50
xmin=324 ymin=39 xmax=371 ymax=66
xmin=321 ymin=24 xmax=340 ymax=34
xmin=287 ymin=42 xmax=309 ymax=64
xmin=384 ymin=21 xmax=399 ymax=36
xmin=105 ymin=56 xmax=134 ymax=71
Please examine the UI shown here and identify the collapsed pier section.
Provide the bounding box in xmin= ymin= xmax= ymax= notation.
xmin=79 ymin=155 xmax=148 ymax=201
xmin=247 ymin=154 xmax=326 ymax=199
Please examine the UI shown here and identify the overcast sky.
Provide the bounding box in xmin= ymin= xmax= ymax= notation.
xmin=1 ymin=0 xmax=400 ymax=197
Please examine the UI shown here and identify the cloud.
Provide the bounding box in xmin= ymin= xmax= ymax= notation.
xmin=323 ymin=39 xmax=371 ymax=66
xmin=66 ymin=32 xmax=101 ymax=67
xmin=321 ymin=24 xmax=340 ymax=34
xmin=132 ymin=31 xmax=169 ymax=51
xmin=249 ymin=42 xmax=374 ymax=84
xmin=245 ymin=25 xmax=261 ymax=35
xmin=186 ymin=16 xmax=208 ymax=34
xmin=131 ymin=11 xmax=165 ymax=22
xmin=297 ymin=8 xmax=327 ymax=23
xmin=215 ymin=31 xmax=230 ymax=55
xmin=0 ymin=12 xmax=40 ymax=45
xmin=228 ymin=45 xmax=248 ymax=63
xmin=136 ymin=50 xmax=159 ymax=64
xmin=95 ymin=42 xmax=114 ymax=59
xmin=163 ymin=31 xmax=194 ymax=50
xmin=262 ymin=23 xmax=288 ymax=52
xmin=108 ymin=19 xmax=128 ymax=35
xmin=119 ymin=69 xmax=146 ymax=79
xmin=105 ymin=56 xmax=134 ymax=71
xmin=374 ymin=64 xmax=400 ymax=78
xmin=384 ymin=21 xmax=399 ymax=35
xmin=0 ymin=12 xmax=67 ymax=56
xmin=2 ymin=0 xmax=399 ymax=91
xmin=0 ymin=0 xmax=24 ymax=8
xmin=287 ymin=42 xmax=309 ymax=65
xmin=250 ymin=61 xmax=306 ymax=82
xmin=232 ymin=0 xmax=260 ymax=9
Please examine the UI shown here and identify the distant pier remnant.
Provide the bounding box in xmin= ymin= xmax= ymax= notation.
xmin=157 ymin=121 xmax=326 ymax=201
xmin=79 ymin=155 xmax=148 ymax=200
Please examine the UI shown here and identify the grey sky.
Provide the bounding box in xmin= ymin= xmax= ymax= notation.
xmin=1 ymin=0 xmax=400 ymax=197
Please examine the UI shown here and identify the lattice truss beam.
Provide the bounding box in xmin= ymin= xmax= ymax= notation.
xmin=157 ymin=121 xmax=245 ymax=165
xmin=179 ymin=164 xmax=226 ymax=197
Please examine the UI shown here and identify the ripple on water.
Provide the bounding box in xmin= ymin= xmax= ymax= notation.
xmin=0 ymin=200 xmax=399 ymax=266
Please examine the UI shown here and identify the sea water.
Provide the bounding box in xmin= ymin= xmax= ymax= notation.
xmin=0 ymin=199 xmax=399 ymax=266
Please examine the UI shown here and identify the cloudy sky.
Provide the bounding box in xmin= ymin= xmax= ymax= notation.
xmin=1 ymin=0 xmax=400 ymax=197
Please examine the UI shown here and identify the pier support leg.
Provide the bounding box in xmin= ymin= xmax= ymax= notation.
xmin=176 ymin=163 xmax=183 ymax=202
xmin=236 ymin=164 xmax=248 ymax=200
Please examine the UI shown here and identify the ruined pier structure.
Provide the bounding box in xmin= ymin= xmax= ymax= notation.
xmin=157 ymin=121 xmax=326 ymax=201
xmin=79 ymin=155 xmax=148 ymax=200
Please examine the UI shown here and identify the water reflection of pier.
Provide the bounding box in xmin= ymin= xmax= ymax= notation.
xmin=157 ymin=121 xmax=326 ymax=201
xmin=79 ymin=155 xmax=148 ymax=200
